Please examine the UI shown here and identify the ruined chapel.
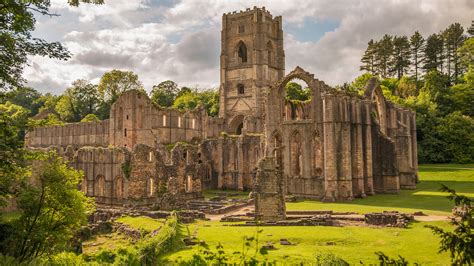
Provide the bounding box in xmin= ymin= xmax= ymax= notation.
xmin=25 ymin=7 xmax=418 ymax=208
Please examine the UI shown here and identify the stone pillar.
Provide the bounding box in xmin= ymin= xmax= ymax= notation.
xmin=254 ymin=157 xmax=286 ymax=222
xmin=217 ymin=138 xmax=224 ymax=189
xmin=237 ymin=137 xmax=244 ymax=190
xmin=362 ymin=100 xmax=374 ymax=195
xmin=410 ymin=112 xmax=418 ymax=182
xmin=339 ymin=97 xmax=353 ymax=200
xmin=351 ymin=99 xmax=365 ymax=198
xmin=322 ymin=94 xmax=338 ymax=201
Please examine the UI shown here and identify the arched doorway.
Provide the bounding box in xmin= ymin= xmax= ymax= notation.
xmin=229 ymin=115 xmax=245 ymax=135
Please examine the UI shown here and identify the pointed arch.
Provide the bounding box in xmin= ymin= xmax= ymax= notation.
xmin=236 ymin=41 xmax=247 ymax=63
xmin=364 ymin=77 xmax=387 ymax=134
xmin=95 ymin=175 xmax=105 ymax=197
xmin=114 ymin=176 xmax=124 ymax=199
xmin=311 ymin=130 xmax=323 ymax=176
xmin=270 ymin=130 xmax=283 ymax=167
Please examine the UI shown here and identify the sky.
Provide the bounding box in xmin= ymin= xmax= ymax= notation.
xmin=25 ymin=0 xmax=473 ymax=95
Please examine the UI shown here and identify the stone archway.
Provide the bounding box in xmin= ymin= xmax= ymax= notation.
xmin=229 ymin=114 xmax=245 ymax=135
xmin=364 ymin=77 xmax=388 ymax=135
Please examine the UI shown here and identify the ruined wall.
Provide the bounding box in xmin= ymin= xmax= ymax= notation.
xmin=26 ymin=120 xmax=109 ymax=148
xmin=254 ymin=157 xmax=286 ymax=221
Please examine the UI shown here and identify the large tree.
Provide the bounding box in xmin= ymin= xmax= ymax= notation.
xmin=150 ymin=80 xmax=179 ymax=107
xmin=0 ymin=0 xmax=103 ymax=91
xmin=360 ymin=39 xmax=377 ymax=75
xmin=98 ymin=69 xmax=142 ymax=103
xmin=410 ymin=31 xmax=425 ymax=89
xmin=374 ymin=34 xmax=393 ymax=78
xmin=443 ymin=23 xmax=465 ymax=83
xmin=423 ymin=34 xmax=444 ymax=73
xmin=390 ymin=35 xmax=411 ymax=79
xmin=55 ymin=79 xmax=101 ymax=122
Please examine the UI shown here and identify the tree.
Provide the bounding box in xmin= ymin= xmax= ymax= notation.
xmin=285 ymin=82 xmax=310 ymax=102
xmin=374 ymin=34 xmax=393 ymax=78
xmin=150 ymin=80 xmax=179 ymax=107
xmin=426 ymin=185 xmax=473 ymax=265
xmin=424 ymin=34 xmax=444 ymax=73
xmin=173 ymin=92 xmax=199 ymax=111
xmin=0 ymin=0 xmax=103 ymax=91
xmin=196 ymin=89 xmax=219 ymax=117
xmin=360 ymin=39 xmax=377 ymax=75
xmin=4 ymin=152 xmax=94 ymax=261
xmin=1 ymin=87 xmax=43 ymax=116
xmin=390 ymin=35 xmax=411 ymax=79
xmin=410 ymin=31 xmax=425 ymax=89
xmin=447 ymin=67 xmax=474 ymax=117
xmin=98 ymin=70 xmax=142 ymax=103
xmin=443 ymin=23 xmax=465 ymax=84
xmin=458 ymin=37 xmax=474 ymax=69
xmin=468 ymin=20 xmax=474 ymax=37
xmin=55 ymin=79 xmax=101 ymax=122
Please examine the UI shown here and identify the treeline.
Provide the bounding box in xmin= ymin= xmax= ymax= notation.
xmin=0 ymin=69 xmax=219 ymax=127
xmin=361 ymin=21 xmax=473 ymax=85
xmin=354 ymin=21 xmax=474 ymax=164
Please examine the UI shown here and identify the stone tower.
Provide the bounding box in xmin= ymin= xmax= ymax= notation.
xmin=219 ymin=6 xmax=285 ymax=133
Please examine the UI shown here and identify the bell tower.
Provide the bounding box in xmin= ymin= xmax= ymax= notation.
xmin=219 ymin=6 xmax=285 ymax=133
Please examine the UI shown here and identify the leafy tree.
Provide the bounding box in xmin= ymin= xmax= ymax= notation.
xmin=0 ymin=0 xmax=103 ymax=91
xmin=447 ymin=67 xmax=474 ymax=117
xmin=437 ymin=112 xmax=474 ymax=163
xmin=1 ymin=87 xmax=43 ymax=116
xmin=173 ymin=92 xmax=198 ymax=111
xmin=396 ymin=76 xmax=417 ymax=98
xmin=29 ymin=114 xmax=64 ymax=127
xmin=55 ymin=79 xmax=100 ymax=122
xmin=150 ymin=80 xmax=179 ymax=107
xmin=360 ymin=39 xmax=377 ymax=75
xmin=285 ymin=82 xmax=310 ymax=102
xmin=5 ymin=152 xmax=94 ymax=262
xmin=468 ymin=20 xmax=474 ymax=37
xmin=349 ymin=73 xmax=374 ymax=93
xmin=98 ymin=69 xmax=142 ymax=103
xmin=424 ymin=34 xmax=444 ymax=73
xmin=80 ymin=113 xmax=100 ymax=122
xmin=196 ymin=89 xmax=219 ymax=117
xmin=390 ymin=35 xmax=411 ymax=79
xmin=457 ymin=37 xmax=474 ymax=69
xmin=410 ymin=31 xmax=425 ymax=90
xmin=426 ymin=185 xmax=473 ymax=265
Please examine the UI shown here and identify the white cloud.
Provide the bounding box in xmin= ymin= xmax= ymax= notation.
xmin=25 ymin=0 xmax=473 ymax=93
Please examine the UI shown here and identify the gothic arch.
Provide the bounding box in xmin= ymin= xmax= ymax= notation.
xmin=229 ymin=114 xmax=245 ymax=135
xmin=364 ymin=77 xmax=388 ymax=135
xmin=275 ymin=66 xmax=315 ymax=96
xmin=270 ymin=130 xmax=283 ymax=167
xmin=311 ymin=130 xmax=323 ymax=176
xmin=114 ymin=176 xmax=124 ymax=199
xmin=290 ymin=131 xmax=302 ymax=176
xmin=236 ymin=41 xmax=247 ymax=63
xmin=95 ymin=175 xmax=106 ymax=197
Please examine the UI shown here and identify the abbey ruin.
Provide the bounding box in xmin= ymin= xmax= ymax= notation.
xmin=25 ymin=7 xmax=418 ymax=210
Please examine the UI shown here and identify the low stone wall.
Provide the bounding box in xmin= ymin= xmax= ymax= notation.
xmin=365 ymin=212 xmax=414 ymax=227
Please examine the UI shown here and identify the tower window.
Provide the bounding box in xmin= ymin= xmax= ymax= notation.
xmin=124 ymin=128 xmax=127 ymax=137
xmin=237 ymin=84 xmax=245 ymax=95
xmin=237 ymin=41 xmax=247 ymax=63
xmin=239 ymin=25 xmax=245 ymax=33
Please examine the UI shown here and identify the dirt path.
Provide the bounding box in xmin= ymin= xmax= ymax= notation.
xmin=414 ymin=215 xmax=450 ymax=221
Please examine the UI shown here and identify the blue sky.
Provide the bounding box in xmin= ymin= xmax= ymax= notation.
xmin=25 ymin=0 xmax=473 ymax=94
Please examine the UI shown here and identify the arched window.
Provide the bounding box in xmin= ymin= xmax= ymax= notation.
xmin=95 ymin=175 xmax=106 ymax=197
xmin=185 ymin=175 xmax=193 ymax=192
xmin=237 ymin=84 xmax=245 ymax=95
xmin=290 ymin=132 xmax=302 ymax=176
xmin=148 ymin=177 xmax=154 ymax=196
xmin=124 ymin=128 xmax=127 ymax=137
xmin=115 ymin=177 xmax=123 ymax=198
xmin=81 ymin=177 xmax=88 ymax=195
xmin=237 ymin=41 xmax=247 ymax=63
xmin=267 ymin=41 xmax=273 ymax=65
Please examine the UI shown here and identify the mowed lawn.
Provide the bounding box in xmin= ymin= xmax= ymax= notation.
xmin=286 ymin=164 xmax=474 ymax=215
xmin=165 ymin=164 xmax=473 ymax=264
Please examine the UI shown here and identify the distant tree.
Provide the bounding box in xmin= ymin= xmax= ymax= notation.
xmin=360 ymin=39 xmax=377 ymax=75
xmin=55 ymin=79 xmax=101 ymax=122
xmin=2 ymin=87 xmax=43 ymax=116
xmin=390 ymin=35 xmax=411 ymax=79
xmin=196 ymin=89 xmax=219 ymax=117
xmin=98 ymin=70 xmax=142 ymax=103
xmin=424 ymin=34 xmax=444 ymax=73
xmin=443 ymin=23 xmax=465 ymax=84
xmin=468 ymin=20 xmax=474 ymax=37
xmin=426 ymin=185 xmax=473 ymax=264
xmin=150 ymin=80 xmax=179 ymax=107
xmin=349 ymin=73 xmax=374 ymax=93
xmin=285 ymin=82 xmax=310 ymax=102
xmin=447 ymin=67 xmax=474 ymax=117
xmin=410 ymin=31 xmax=425 ymax=89
xmin=458 ymin=38 xmax=474 ymax=69
xmin=374 ymin=34 xmax=393 ymax=78
xmin=173 ymin=92 xmax=198 ymax=111
xmin=0 ymin=0 xmax=103 ymax=91
xmin=80 ymin=113 xmax=100 ymax=122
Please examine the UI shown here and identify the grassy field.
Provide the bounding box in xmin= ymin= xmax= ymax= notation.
xmin=115 ymin=215 xmax=164 ymax=232
xmin=286 ymin=164 xmax=474 ymax=215
xmin=164 ymin=164 xmax=472 ymax=264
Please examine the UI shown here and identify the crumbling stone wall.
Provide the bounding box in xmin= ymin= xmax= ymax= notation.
xmin=254 ymin=157 xmax=286 ymax=222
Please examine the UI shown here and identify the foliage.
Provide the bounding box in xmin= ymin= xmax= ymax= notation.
xmin=285 ymin=82 xmax=310 ymax=102
xmin=170 ymin=87 xmax=220 ymax=116
xmin=426 ymin=185 xmax=473 ymax=265
xmin=375 ymin=252 xmax=409 ymax=265
xmin=80 ymin=113 xmax=100 ymax=123
xmin=315 ymin=252 xmax=349 ymax=265
xmin=98 ymin=69 xmax=143 ymax=103
xmin=151 ymin=80 xmax=179 ymax=107
xmin=1 ymin=87 xmax=43 ymax=116
xmin=1 ymin=152 xmax=95 ymax=262
xmin=55 ymin=79 xmax=101 ymax=122
xmin=173 ymin=91 xmax=199 ymax=111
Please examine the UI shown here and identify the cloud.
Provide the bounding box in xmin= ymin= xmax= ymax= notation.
xmin=25 ymin=0 xmax=473 ymax=93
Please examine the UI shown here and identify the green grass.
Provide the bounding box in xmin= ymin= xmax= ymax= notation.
xmin=82 ymin=233 xmax=131 ymax=255
xmin=0 ymin=211 xmax=20 ymax=223
xmin=165 ymin=220 xmax=453 ymax=264
xmin=115 ymin=216 xmax=164 ymax=232
xmin=286 ymin=164 xmax=474 ymax=215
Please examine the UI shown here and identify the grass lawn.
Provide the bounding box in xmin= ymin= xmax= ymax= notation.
xmin=115 ymin=216 xmax=164 ymax=232
xmin=286 ymin=164 xmax=474 ymax=215
xmin=164 ymin=164 xmax=472 ymax=264
xmin=165 ymin=220 xmax=452 ymax=264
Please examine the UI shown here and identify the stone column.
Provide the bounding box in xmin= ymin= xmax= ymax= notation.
xmin=322 ymin=94 xmax=338 ymax=201
xmin=217 ymin=138 xmax=224 ymax=189
xmin=362 ymin=100 xmax=374 ymax=195
xmin=339 ymin=97 xmax=353 ymax=200
xmin=351 ymin=99 xmax=365 ymax=198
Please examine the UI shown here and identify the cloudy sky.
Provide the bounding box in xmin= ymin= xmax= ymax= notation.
xmin=25 ymin=0 xmax=473 ymax=94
